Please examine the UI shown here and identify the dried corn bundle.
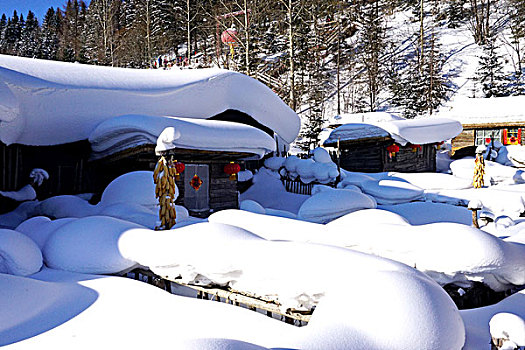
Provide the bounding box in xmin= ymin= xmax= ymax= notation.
xmin=153 ymin=156 xmax=177 ymax=230
xmin=473 ymin=153 xmax=485 ymax=189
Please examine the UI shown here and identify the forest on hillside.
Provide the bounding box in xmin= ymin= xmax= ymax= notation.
xmin=1 ymin=0 xmax=525 ymax=149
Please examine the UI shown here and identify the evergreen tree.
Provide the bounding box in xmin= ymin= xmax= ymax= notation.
xmin=4 ymin=11 xmax=22 ymax=54
xmin=356 ymin=0 xmax=387 ymax=112
xmin=475 ymin=31 xmax=507 ymax=98
xmin=0 ymin=14 xmax=7 ymax=54
xmin=447 ymin=0 xmax=467 ymax=29
xmin=39 ymin=8 xmax=61 ymax=60
xmin=19 ymin=11 xmax=40 ymax=58
xmin=60 ymin=0 xmax=88 ymax=62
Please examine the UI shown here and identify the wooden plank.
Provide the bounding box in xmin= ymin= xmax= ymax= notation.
xmin=125 ymin=268 xmax=311 ymax=324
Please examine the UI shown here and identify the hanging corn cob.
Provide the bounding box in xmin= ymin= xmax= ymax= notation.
xmin=473 ymin=152 xmax=485 ymax=189
xmin=153 ymin=155 xmax=177 ymax=230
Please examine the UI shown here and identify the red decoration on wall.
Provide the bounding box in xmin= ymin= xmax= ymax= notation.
xmin=410 ymin=144 xmax=422 ymax=152
xmin=190 ymin=175 xmax=203 ymax=191
xmin=386 ymin=144 xmax=400 ymax=159
xmin=224 ymin=162 xmax=241 ymax=181
xmin=485 ymin=138 xmax=492 ymax=144
xmin=175 ymin=162 xmax=185 ymax=174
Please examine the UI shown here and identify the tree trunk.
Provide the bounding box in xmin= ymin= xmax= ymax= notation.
xmin=187 ymin=0 xmax=191 ymax=62
xmin=287 ymin=0 xmax=296 ymax=111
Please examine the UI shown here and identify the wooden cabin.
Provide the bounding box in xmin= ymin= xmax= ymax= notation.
xmin=322 ymin=113 xmax=462 ymax=173
xmin=436 ymin=96 xmax=525 ymax=155
xmin=324 ymin=135 xmax=437 ymax=173
xmin=0 ymin=55 xmax=300 ymax=215
xmin=452 ymin=122 xmax=525 ymax=154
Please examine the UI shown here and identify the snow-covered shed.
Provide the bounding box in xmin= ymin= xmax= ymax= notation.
xmin=0 ymin=55 xmax=300 ymax=214
xmin=323 ymin=113 xmax=462 ymax=173
xmin=437 ymin=96 xmax=525 ymax=154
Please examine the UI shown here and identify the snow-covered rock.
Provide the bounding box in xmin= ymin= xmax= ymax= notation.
xmin=298 ymin=188 xmax=377 ymax=223
xmin=360 ymin=179 xmax=425 ymax=205
xmin=43 ymin=216 xmax=140 ymax=274
xmin=490 ymin=313 xmax=525 ymax=347
xmin=101 ymin=171 xmax=160 ymax=209
xmin=0 ymin=229 xmax=42 ymax=276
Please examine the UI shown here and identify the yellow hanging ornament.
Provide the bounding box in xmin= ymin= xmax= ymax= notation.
xmin=473 ymin=152 xmax=485 ymax=189
xmin=153 ymin=156 xmax=177 ymax=230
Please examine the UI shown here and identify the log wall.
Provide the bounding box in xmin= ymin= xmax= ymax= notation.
xmin=0 ymin=141 xmax=91 ymax=198
xmin=332 ymin=140 xmax=436 ymax=173
xmin=452 ymin=130 xmax=475 ymax=151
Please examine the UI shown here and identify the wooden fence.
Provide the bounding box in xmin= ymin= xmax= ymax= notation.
xmin=282 ymin=178 xmax=314 ymax=195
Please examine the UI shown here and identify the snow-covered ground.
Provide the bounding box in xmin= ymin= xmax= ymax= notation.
xmin=1 ymin=162 xmax=524 ymax=349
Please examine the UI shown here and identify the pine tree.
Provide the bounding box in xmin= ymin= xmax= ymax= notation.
xmin=19 ymin=11 xmax=40 ymax=58
xmin=4 ymin=11 xmax=22 ymax=54
xmin=0 ymin=14 xmax=7 ymax=54
xmin=39 ymin=8 xmax=61 ymax=60
xmin=447 ymin=0 xmax=467 ymax=29
xmin=61 ymin=0 xmax=88 ymax=62
xmin=356 ymin=0 xmax=387 ymax=112
xmin=475 ymin=31 xmax=507 ymax=98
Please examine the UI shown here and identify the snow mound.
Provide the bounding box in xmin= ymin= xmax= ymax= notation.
xmin=461 ymin=289 xmax=525 ymax=350
xmin=34 ymin=195 xmax=98 ymax=218
xmin=378 ymin=202 xmax=472 ymax=226
xmin=312 ymin=147 xmax=332 ymax=163
xmin=276 ymin=155 xmax=339 ymax=184
xmin=298 ymin=188 xmax=377 ymax=223
xmin=451 ymin=158 xmax=525 ymax=185
xmin=169 ymin=338 xmax=270 ymax=350
xmin=43 ymin=216 xmax=140 ymax=274
xmin=239 ymin=200 xmax=266 ymax=214
xmin=0 ymin=229 xmax=42 ymax=276
xmin=264 ymin=156 xmax=285 ymax=171
xmin=16 ymin=218 xmax=76 ymax=250
xmin=302 ymin=271 xmax=465 ymax=350
xmin=0 ymin=201 xmax=40 ymax=229
xmin=328 ymin=208 xmax=410 ymax=227
xmin=0 ymin=273 xmax=97 ymax=346
xmin=426 ymin=186 xmax=525 ymax=219
xmin=498 ymin=145 xmax=525 ymax=167
xmin=389 ymin=172 xmax=472 ymax=190
xmin=0 ymin=184 xmax=36 ymax=202
xmin=209 ymin=209 xmax=323 ymax=242
xmin=360 ymin=179 xmax=424 ymax=205
xmin=490 ymin=313 xmax=525 ymax=347
xmin=101 ymin=171 xmax=160 ymax=208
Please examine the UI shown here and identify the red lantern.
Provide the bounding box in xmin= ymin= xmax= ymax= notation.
xmin=175 ymin=162 xmax=185 ymax=174
xmin=386 ymin=144 xmax=399 ymax=159
xmin=221 ymin=28 xmax=238 ymax=58
xmin=410 ymin=144 xmax=422 ymax=153
xmin=224 ymin=162 xmax=241 ymax=181
xmin=485 ymin=138 xmax=492 ymax=144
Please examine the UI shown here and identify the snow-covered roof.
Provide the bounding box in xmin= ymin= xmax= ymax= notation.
xmin=89 ymin=115 xmax=276 ymax=160
xmin=0 ymin=55 xmax=300 ymax=146
xmin=437 ymin=96 xmax=525 ymax=125
xmin=325 ymin=117 xmax=463 ymax=146
xmin=328 ymin=112 xmax=405 ymax=126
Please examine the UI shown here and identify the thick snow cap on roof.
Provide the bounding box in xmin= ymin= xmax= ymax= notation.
xmin=437 ymin=96 xmax=525 ymax=124
xmin=325 ymin=112 xmax=462 ymax=146
xmin=0 ymin=55 xmax=300 ymax=146
xmin=89 ymin=115 xmax=276 ymax=159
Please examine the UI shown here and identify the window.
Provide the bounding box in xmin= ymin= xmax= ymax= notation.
xmin=503 ymin=128 xmax=522 ymax=145
xmin=183 ymin=164 xmax=209 ymax=212
xmin=475 ymin=129 xmax=501 ymax=146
